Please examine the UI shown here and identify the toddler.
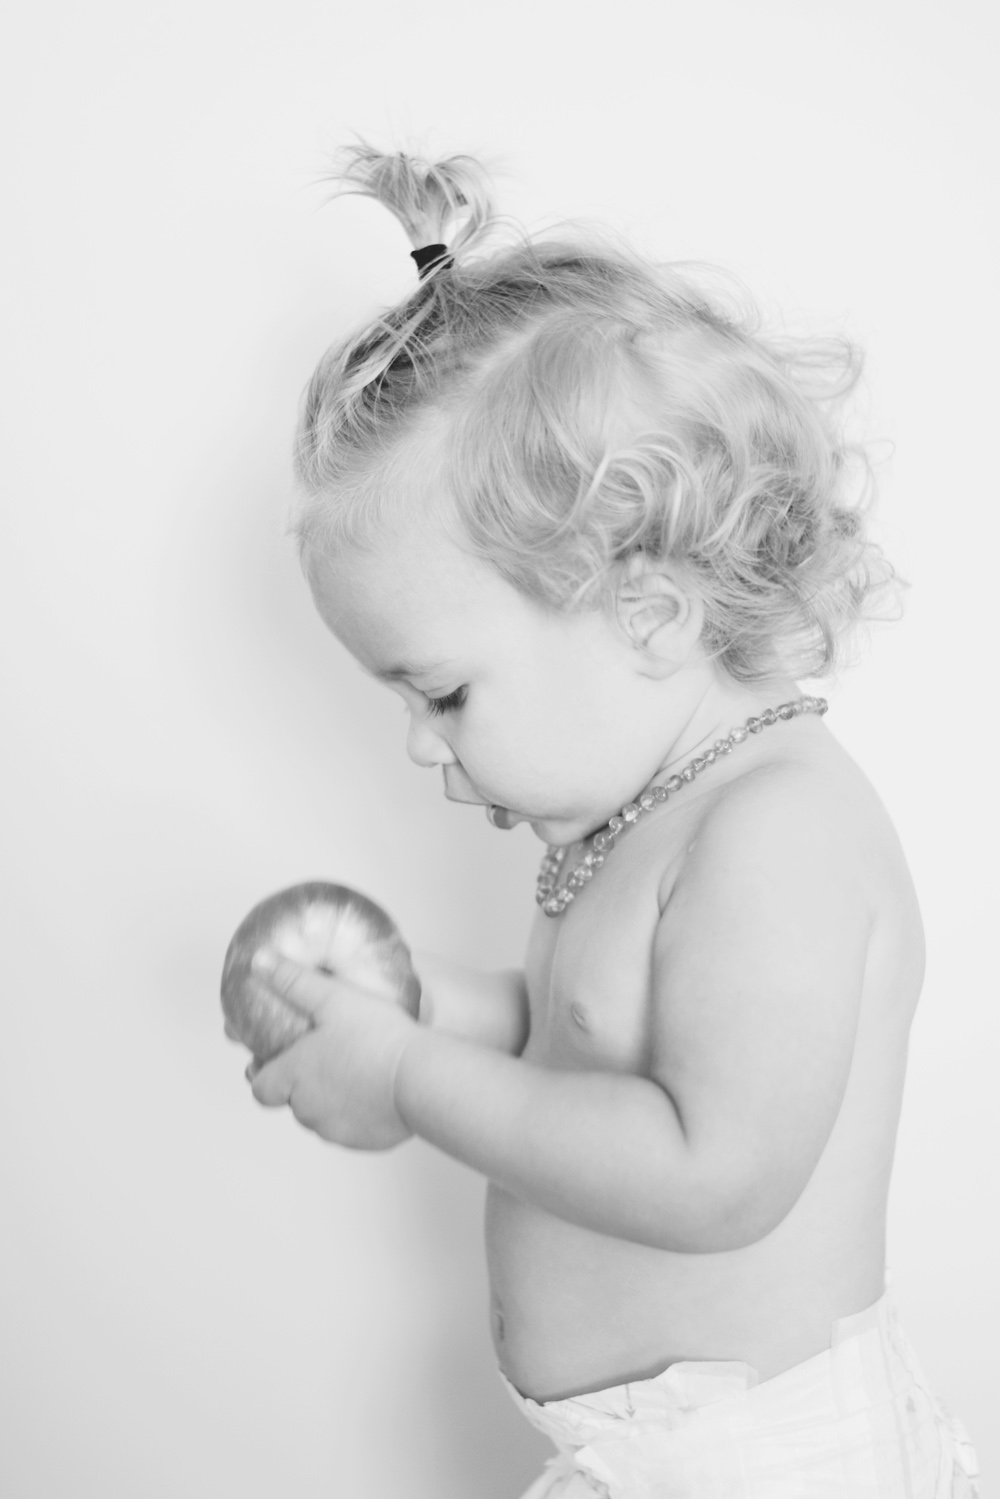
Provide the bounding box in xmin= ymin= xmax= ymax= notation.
xmin=248 ymin=145 xmax=980 ymax=1496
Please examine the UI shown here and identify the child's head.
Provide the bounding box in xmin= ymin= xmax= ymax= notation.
xmin=294 ymin=144 xmax=894 ymax=687
xmin=292 ymin=145 xmax=897 ymax=840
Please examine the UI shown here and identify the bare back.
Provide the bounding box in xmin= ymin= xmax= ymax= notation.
xmin=486 ymin=721 xmax=924 ymax=1402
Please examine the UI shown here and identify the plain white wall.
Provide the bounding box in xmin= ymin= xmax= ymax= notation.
xmin=2 ymin=1 xmax=996 ymax=1494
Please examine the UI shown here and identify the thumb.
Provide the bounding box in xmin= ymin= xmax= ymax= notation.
xmin=252 ymin=949 xmax=334 ymax=1020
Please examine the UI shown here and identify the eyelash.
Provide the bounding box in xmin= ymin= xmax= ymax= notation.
xmin=425 ymin=687 xmax=467 ymax=717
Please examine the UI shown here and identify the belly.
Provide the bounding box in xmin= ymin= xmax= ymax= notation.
xmin=485 ymin=1170 xmax=887 ymax=1403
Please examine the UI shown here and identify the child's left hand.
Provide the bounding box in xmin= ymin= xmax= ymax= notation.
xmin=248 ymin=951 xmax=418 ymax=1149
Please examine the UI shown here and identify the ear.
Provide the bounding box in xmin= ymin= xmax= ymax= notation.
xmin=615 ymin=553 xmax=704 ymax=677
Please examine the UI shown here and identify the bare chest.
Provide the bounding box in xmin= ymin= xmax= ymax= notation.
xmin=522 ymin=813 xmax=691 ymax=1074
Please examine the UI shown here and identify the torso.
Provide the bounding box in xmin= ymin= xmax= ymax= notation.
xmin=486 ymin=721 xmax=924 ymax=1401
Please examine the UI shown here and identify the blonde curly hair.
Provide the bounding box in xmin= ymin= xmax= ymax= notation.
xmin=293 ymin=143 xmax=899 ymax=682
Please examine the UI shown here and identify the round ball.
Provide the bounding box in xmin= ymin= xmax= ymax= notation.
xmin=221 ymin=881 xmax=421 ymax=1066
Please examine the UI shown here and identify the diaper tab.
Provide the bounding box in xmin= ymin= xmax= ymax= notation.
xmin=500 ymin=1356 xmax=759 ymax=1448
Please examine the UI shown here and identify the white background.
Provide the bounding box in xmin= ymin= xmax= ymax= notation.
xmin=2 ymin=1 xmax=996 ymax=1494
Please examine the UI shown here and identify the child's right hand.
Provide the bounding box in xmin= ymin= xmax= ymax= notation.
xmin=249 ymin=951 xmax=417 ymax=1150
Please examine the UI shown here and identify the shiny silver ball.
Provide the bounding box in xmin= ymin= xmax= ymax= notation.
xmin=221 ymin=881 xmax=421 ymax=1068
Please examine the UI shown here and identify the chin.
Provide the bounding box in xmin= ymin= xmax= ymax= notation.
xmin=527 ymin=815 xmax=594 ymax=847
xmin=487 ymin=798 xmax=606 ymax=847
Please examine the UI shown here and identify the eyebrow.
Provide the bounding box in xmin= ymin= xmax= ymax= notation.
xmin=371 ymin=658 xmax=455 ymax=682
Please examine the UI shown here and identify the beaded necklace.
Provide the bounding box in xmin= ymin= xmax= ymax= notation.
xmin=534 ymin=696 xmax=827 ymax=917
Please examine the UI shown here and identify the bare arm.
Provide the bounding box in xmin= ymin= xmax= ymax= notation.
xmin=411 ymin=950 xmax=530 ymax=1055
xmin=395 ymin=769 xmax=872 ymax=1252
xmin=255 ymin=770 xmax=872 ymax=1249
xmin=394 ymin=1029 xmax=727 ymax=1249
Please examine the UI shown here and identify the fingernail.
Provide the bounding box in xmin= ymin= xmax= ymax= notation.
xmin=252 ymin=948 xmax=276 ymax=974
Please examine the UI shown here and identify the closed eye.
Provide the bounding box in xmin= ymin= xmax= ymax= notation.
xmin=426 ymin=686 xmax=467 ymax=717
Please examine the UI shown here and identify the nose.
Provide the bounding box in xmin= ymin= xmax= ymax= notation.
xmin=406 ymin=713 xmax=457 ymax=769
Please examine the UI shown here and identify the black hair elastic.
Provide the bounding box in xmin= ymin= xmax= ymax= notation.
xmin=410 ymin=243 xmax=454 ymax=279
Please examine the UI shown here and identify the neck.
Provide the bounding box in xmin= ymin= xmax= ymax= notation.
xmin=536 ymin=689 xmax=828 ymax=915
xmin=652 ymin=671 xmax=803 ymax=781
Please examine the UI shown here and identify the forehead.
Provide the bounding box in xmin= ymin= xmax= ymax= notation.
xmin=305 ymin=521 xmax=538 ymax=676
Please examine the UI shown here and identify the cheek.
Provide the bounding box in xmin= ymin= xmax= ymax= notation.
xmin=481 ymin=665 xmax=596 ymax=755
xmin=464 ymin=699 xmax=585 ymax=794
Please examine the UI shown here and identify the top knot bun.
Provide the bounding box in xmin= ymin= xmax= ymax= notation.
xmin=333 ymin=142 xmax=496 ymax=261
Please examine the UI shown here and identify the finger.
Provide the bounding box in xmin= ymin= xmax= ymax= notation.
xmin=250 ymin=1048 xmax=296 ymax=1108
xmin=251 ymin=949 xmax=336 ymax=1019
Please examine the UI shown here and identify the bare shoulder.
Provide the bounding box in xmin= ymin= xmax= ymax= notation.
xmin=658 ymin=728 xmax=919 ymax=924
xmin=653 ymin=738 xmax=881 ymax=1027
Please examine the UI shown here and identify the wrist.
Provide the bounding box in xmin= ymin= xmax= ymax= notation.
xmin=391 ymin=1020 xmax=435 ymax=1133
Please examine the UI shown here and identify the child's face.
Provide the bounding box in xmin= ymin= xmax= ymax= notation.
xmin=306 ymin=520 xmax=696 ymax=847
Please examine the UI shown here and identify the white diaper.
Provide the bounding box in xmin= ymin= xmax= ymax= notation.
xmin=501 ymin=1290 xmax=980 ymax=1497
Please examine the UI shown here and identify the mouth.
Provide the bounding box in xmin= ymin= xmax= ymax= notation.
xmin=441 ymin=774 xmax=528 ymax=829
xmin=442 ymin=768 xmax=491 ymax=807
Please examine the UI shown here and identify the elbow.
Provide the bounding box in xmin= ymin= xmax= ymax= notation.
xmin=646 ymin=1162 xmax=802 ymax=1255
xmin=694 ymin=1188 xmax=790 ymax=1252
